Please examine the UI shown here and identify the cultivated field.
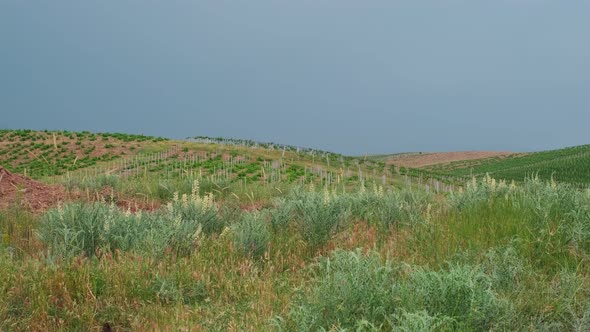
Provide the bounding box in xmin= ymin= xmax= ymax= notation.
xmin=403 ymin=145 xmax=590 ymax=187
xmin=1 ymin=130 xmax=590 ymax=331
xmin=378 ymin=151 xmax=518 ymax=169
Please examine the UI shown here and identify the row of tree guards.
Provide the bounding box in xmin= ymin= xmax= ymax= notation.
xmin=48 ymin=145 xmax=458 ymax=193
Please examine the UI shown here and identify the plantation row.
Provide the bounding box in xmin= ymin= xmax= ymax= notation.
xmin=1 ymin=129 xmax=391 ymax=189
xmin=2 ymin=177 xmax=590 ymax=330
xmin=190 ymin=136 xmax=350 ymax=162
xmin=53 ymin=144 xmax=396 ymax=203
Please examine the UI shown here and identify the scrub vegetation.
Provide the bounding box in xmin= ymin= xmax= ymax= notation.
xmin=1 ymin=130 xmax=590 ymax=331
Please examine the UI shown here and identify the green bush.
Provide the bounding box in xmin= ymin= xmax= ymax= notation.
xmin=292 ymin=189 xmax=349 ymax=250
xmin=166 ymin=190 xmax=221 ymax=236
xmin=266 ymin=198 xmax=293 ymax=233
xmin=285 ymin=249 xmax=397 ymax=330
xmin=340 ymin=185 xmax=433 ymax=229
xmin=39 ymin=184 xmax=220 ymax=258
xmin=39 ymin=203 xmax=120 ymax=258
xmin=449 ymin=175 xmax=513 ymax=211
xmin=373 ymin=189 xmax=433 ymax=228
xmin=281 ymin=249 xmax=512 ymax=331
xmin=232 ymin=212 xmax=270 ymax=259
xmin=401 ymin=264 xmax=512 ymax=331
xmin=482 ymin=245 xmax=525 ymax=291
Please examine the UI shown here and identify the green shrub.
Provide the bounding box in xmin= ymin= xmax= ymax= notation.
xmin=536 ymin=271 xmax=588 ymax=330
xmin=373 ymin=189 xmax=433 ymax=228
xmin=282 ymin=249 xmax=512 ymax=331
xmin=232 ymin=212 xmax=270 ymax=259
xmin=401 ymin=264 xmax=512 ymax=330
xmin=266 ymin=198 xmax=293 ymax=233
xmin=151 ymin=274 xmax=183 ymax=304
xmin=482 ymin=245 xmax=525 ymax=291
xmin=448 ymin=175 xmax=513 ymax=211
xmin=292 ymin=189 xmax=349 ymax=250
xmin=39 ymin=203 xmax=120 ymax=258
xmin=285 ymin=249 xmax=397 ymax=330
xmin=345 ymin=188 xmax=378 ymax=221
xmin=166 ymin=188 xmax=221 ymax=236
xmin=39 ymin=182 xmax=220 ymax=258
xmin=341 ymin=185 xmax=433 ymax=229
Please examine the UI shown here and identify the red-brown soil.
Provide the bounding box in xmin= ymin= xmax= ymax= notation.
xmin=0 ymin=167 xmax=161 ymax=213
xmin=385 ymin=151 xmax=518 ymax=168
xmin=0 ymin=166 xmax=68 ymax=212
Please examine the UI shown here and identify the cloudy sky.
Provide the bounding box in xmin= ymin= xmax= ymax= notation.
xmin=1 ymin=1 xmax=589 ymax=155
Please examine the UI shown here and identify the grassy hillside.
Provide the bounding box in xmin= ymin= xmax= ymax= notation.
xmin=1 ymin=129 xmax=394 ymax=205
xmin=2 ymin=130 xmax=590 ymax=330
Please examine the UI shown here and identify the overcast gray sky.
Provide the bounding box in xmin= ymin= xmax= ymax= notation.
xmin=1 ymin=1 xmax=589 ymax=155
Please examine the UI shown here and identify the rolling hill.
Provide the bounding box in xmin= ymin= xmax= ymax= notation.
xmin=3 ymin=129 xmax=590 ymax=330
xmin=0 ymin=129 xmax=394 ymax=205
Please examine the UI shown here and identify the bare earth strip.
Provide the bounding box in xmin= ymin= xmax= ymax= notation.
xmin=384 ymin=151 xmax=518 ymax=168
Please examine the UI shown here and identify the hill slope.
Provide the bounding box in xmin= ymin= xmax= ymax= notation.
xmin=0 ymin=130 xmax=394 ymax=205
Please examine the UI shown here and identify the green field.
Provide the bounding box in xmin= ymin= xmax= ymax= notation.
xmin=408 ymin=145 xmax=590 ymax=187
xmin=2 ymin=130 xmax=590 ymax=331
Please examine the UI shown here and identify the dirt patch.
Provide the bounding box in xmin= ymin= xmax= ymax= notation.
xmin=0 ymin=165 xmax=162 ymax=214
xmin=385 ymin=151 xmax=518 ymax=168
xmin=0 ymin=166 xmax=68 ymax=212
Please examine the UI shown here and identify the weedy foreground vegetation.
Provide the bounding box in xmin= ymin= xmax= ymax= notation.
xmin=2 ymin=176 xmax=590 ymax=331
xmin=1 ymin=130 xmax=590 ymax=331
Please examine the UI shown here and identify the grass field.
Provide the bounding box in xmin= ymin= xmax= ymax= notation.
xmin=2 ymin=130 xmax=590 ymax=331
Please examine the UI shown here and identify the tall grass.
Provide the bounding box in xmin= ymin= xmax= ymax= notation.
xmin=4 ymin=174 xmax=590 ymax=330
xmin=0 ymin=206 xmax=39 ymax=257
xmin=283 ymin=249 xmax=397 ymax=330
xmin=38 ymin=181 xmax=222 ymax=258
xmin=266 ymin=197 xmax=294 ymax=233
xmin=292 ymin=188 xmax=349 ymax=250
xmin=232 ymin=212 xmax=270 ymax=259
xmin=279 ymin=249 xmax=512 ymax=331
